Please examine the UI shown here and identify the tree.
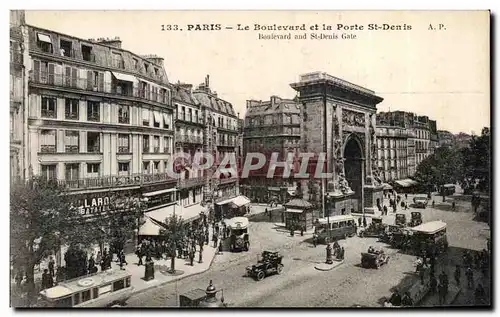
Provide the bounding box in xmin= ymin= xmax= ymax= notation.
xmin=461 ymin=127 xmax=490 ymax=193
xmin=81 ymin=192 xmax=147 ymax=255
xmin=414 ymin=147 xmax=463 ymax=202
xmin=158 ymin=213 xmax=186 ymax=273
xmin=10 ymin=178 xmax=83 ymax=304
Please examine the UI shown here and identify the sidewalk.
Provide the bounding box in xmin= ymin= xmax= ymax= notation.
xmin=111 ymin=244 xmax=217 ymax=295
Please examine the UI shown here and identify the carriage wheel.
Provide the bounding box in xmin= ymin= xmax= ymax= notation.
xmin=256 ymin=271 xmax=265 ymax=281
xmin=277 ymin=264 xmax=284 ymax=275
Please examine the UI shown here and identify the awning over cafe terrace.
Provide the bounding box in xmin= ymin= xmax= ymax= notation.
xmin=139 ymin=203 xmax=206 ymax=236
xmin=394 ymin=179 xmax=418 ymax=188
xmin=216 ymin=195 xmax=251 ymax=207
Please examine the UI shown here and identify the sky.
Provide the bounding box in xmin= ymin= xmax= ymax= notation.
xmin=24 ymin=10 xmax=490 ymax=134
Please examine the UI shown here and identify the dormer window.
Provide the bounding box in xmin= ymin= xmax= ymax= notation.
xmin=133 ymin=58 xmax=138 ymax=69
xmin=36 ymin=33 xmax=53 ymax=53
xmin=154 ymin=68 xmax=159 ymax=76
xmin=81 ymin=44 xmax=94 ymax=62
xmin=144 ymin=63 xmax=149 ymax=74
xmin=59 ymin=39 xmax=73 ymax=57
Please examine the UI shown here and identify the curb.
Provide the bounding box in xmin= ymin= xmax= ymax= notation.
xmin=314 ymin=261 xmax=344 ymax=271
xmin=129 ymin=249 xmax=218 ymax=298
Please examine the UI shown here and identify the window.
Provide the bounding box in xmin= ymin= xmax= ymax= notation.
xmin=41 ymin=97 xmax=57 ymax=118
xmin=118 ymin=162 xmax=129 ymax=174
xmin=111 ymin=52 xmax=124 ymax=69
xmin=59 ymin=39 xmax=73 ymax=57
xmin=143 ymin=135 xmax=150 ymax=153
xmin=87 ymin=163 xmax=100 ymax=174
xmin=113 ymin=279 xmax=125 ymax=291
xmin=98 ymin=284 xmax=112 ymax=296
xmin=144 ymin=63 xmax=149 ymax=74
xmin=153 ymin=161 xmax=160 ymax=172
xmin=143 ymin=161 xmax=150 ymax=174
xmin=73 ymin=294 xmax=81 ymax=306
xmin=36 ymin=33 xmax=53 ymax=53
xmin=118 ymin=105 xmax=129 ymax=124
xmin=163 ymin=114 xmax=170 ymax=129
xmin=65 ymin=163 xmax=79 ymax=185
xmin=65 ymin=98 xmax=79 ymax=120
xmin=92 ymin=288 xmax=98 ymax=299
xmin=41 ymin=164 xmax=57 ymax=180
xmin=55 ymin=297 xmax=72 ymax=308
xmin=87 ymin=132 xmax=100 ymax=153
xmin=65 ymin=131 xmax=80 ymax=153
xmin=154 ymin=68 xmax=159 ymax=76
xmin=181 ymin=107 xmax=186 ymax=121
xmin=188 ymin=109 xmax=192 ymax=122
xmin=81 ymin=290 xmax=91 ymax=302
xmin=153 ymin=136 xmax=160 ymax=153
xmin=194 ymin=110 xmax=198 ymax=123
xmin=81 ymin=45 xmax=93 ymax=62
xmin=118 ymin=134 xmax=130 ymax=153
xmin=153 ymin=112 xmax=160 ymax=128
xmin=87 ymin=101 xmax=100 ymax=122
xmin=163 ymin=137 xmax=170 ymax=153
xmin=40 ymin=130 xmax=57 ymax=153
xmin=142 ymin=108 xmax=150 ymax=126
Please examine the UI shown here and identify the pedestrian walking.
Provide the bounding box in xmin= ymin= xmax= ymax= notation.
xmin=383 ymin=206 xmax=388 ymax=216
xmin=438 ymin=283 xmax=446 ymax=305
xmin=300 ymin=226 xmax=304 ymax=236
xmin=454 ymin=265 xmax=461 ymax=285
xmin=452 ymin=201 xmax=456 ymax=210
xmin=189 ymin=248 xmax=195 ymax=266
xmin=432 ymin=200 xmax=435 ymax=208
xmin=48 ymin=256 xmax=55 ymax=277
xmin=312 ymin=233 xmax=318 ymax=247
xmin=213 ymin=232 xmax=219 ymax=248
xmin=405 ymin=193 xmax=408 ymax=200
xmin=362 ymin=217 xmax=367 ymax=228
xmin=419 ymin=265 xmax=425 ymax=285
xmin=466 ymin=267 xmax=474 ymax=289
xmin=357 ymin=217 xmax=362 ymax=227
xmin=218 ymin=240 xmax=223 ymax=254
xmin=430 ymin=273 xmax=437 ymax=294
xmin=41 ymin=269 xmax=53 ymax=290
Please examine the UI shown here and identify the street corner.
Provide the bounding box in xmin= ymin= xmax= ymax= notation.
xmin=314 ymin=260 xmax=344 ymax=271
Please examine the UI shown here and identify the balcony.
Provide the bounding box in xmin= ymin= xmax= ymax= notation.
xmin=218 ymin=177 xmax=238 ymax=185
xmin=179 ymin=177 xmax=206 ymax=188
xmin=65 ymin=112 xmax=79 ymax=120
xmin=87 ymin=145 xmax=100 ymax=153
xmin=29 ymin=71 xmax=170 ymax=106
xmin=153 ymin=147 xmax=160 ymax=153
xmin=47 ymin=172 xmax=177 ymax=190
xmin=143 ymin=146 xmax=150 ymax=153
xmin=87 ymin=113 xmax=100 ymax=122
xmin=118 ymin=146 xmax=130 ymax=154
xmin=41 ymin=109 xmax=56 ymax=119
xmin=40 ymin=145 xmax=56 ymax=153
xmin=65 ymin=145 xmax=79 ymax=153
xmin=176 ymin=135 xmax=203 ymax=144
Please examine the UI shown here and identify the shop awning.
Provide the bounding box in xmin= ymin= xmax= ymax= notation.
xmin=229 ymin=195 xmax=251 ymax=207
xmin=285 ymin=208 xmax=304 ymax=213
xmin=143 ymin=187 xmax=177 ymax=197
xmin=216 ymin=195 xmax=248 ymax=206
xmin=139 ymin=203 xmax=206 ymax=236
xmin=153 ymin=111 xmax=162 ymax=123
xmin=37 ymin=33 xmax=52 ymax=44
xmin=112 ymin=71 xmax=136 ymax=83
xmin=394 ymin=179 xmax=417 ymax=187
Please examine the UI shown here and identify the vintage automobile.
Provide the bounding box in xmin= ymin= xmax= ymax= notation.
xmin=245 ymin=251 xmax=284 ymax=281
xmin=179 ymin=288 xmax=208 ymax=307
xmin=227 ymin=216 xmax=250 ymax=252
xmin=409 ymin=211 xmax=423 ymax=227
xmin=395 ymin=213 xmax=407 ymax=227
xmin=413 ymin=196 xmax=429 ymax=208
xmin=358 ymin=216 xmax=386 ymax=238
xmin=361 ymin=248 xmax=390 ymax=269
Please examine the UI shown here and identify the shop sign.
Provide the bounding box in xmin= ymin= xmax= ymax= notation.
xmin=77 ymin=196 xmax=112 ymax=216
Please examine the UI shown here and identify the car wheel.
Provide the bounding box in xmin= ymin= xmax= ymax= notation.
xmin=256 ymin=271 xmax=265 ymax=281
xmin=277 ymin=264 xmax=284 ymax=275
xmin=375 ymin=261 xmax=380 ymax=269
xmin=324 ymin=237 xmax=330 ymax=244
xmin=244 ymin=242 xmax=249 ymax=251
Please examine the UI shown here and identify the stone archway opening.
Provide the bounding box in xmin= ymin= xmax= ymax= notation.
xmin=344 ymin=137 xmax=364 ymax=212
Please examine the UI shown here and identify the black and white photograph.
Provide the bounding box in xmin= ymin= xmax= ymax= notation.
xmin=8 ymin=9 xmax=491 ymax=309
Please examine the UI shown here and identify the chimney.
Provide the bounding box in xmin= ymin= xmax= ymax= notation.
xmin=270 ymin=95 xmax=279 ymax=106
xmin=10 ymin=10 xmax=25 ymax=27
xmin=237 ymin=112 xmax=240 ymax=118
xmin=205 ymin=75 xmax=210 ymax=89
xmin=142 ymin=54 xmax=164 ymax=66
xmin=97 ymin=37 xmax=122 ymax=49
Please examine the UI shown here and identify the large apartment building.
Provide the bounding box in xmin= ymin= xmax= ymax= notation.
xmin=242 ymin=96 xmax=300 ymax=204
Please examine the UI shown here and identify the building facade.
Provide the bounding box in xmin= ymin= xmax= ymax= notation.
xmin=375 ymin=125 xmax=410 ymax=182
xmin=377 ymin=111 xmax=439 ymax=176
xmin=291 ymin=72 xmax=384 ymax=217
xmin=241 ymin=96 xmax=300 ymax=203
xmin=10 ymin=11 xmax=27 ymax=182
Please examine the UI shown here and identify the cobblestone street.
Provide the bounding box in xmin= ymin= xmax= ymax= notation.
xmin=125 ymin=193 xmax=489 ymax=307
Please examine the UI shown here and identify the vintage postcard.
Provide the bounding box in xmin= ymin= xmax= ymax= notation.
xmin=9 ymin=10 xmax=491 ymax=308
